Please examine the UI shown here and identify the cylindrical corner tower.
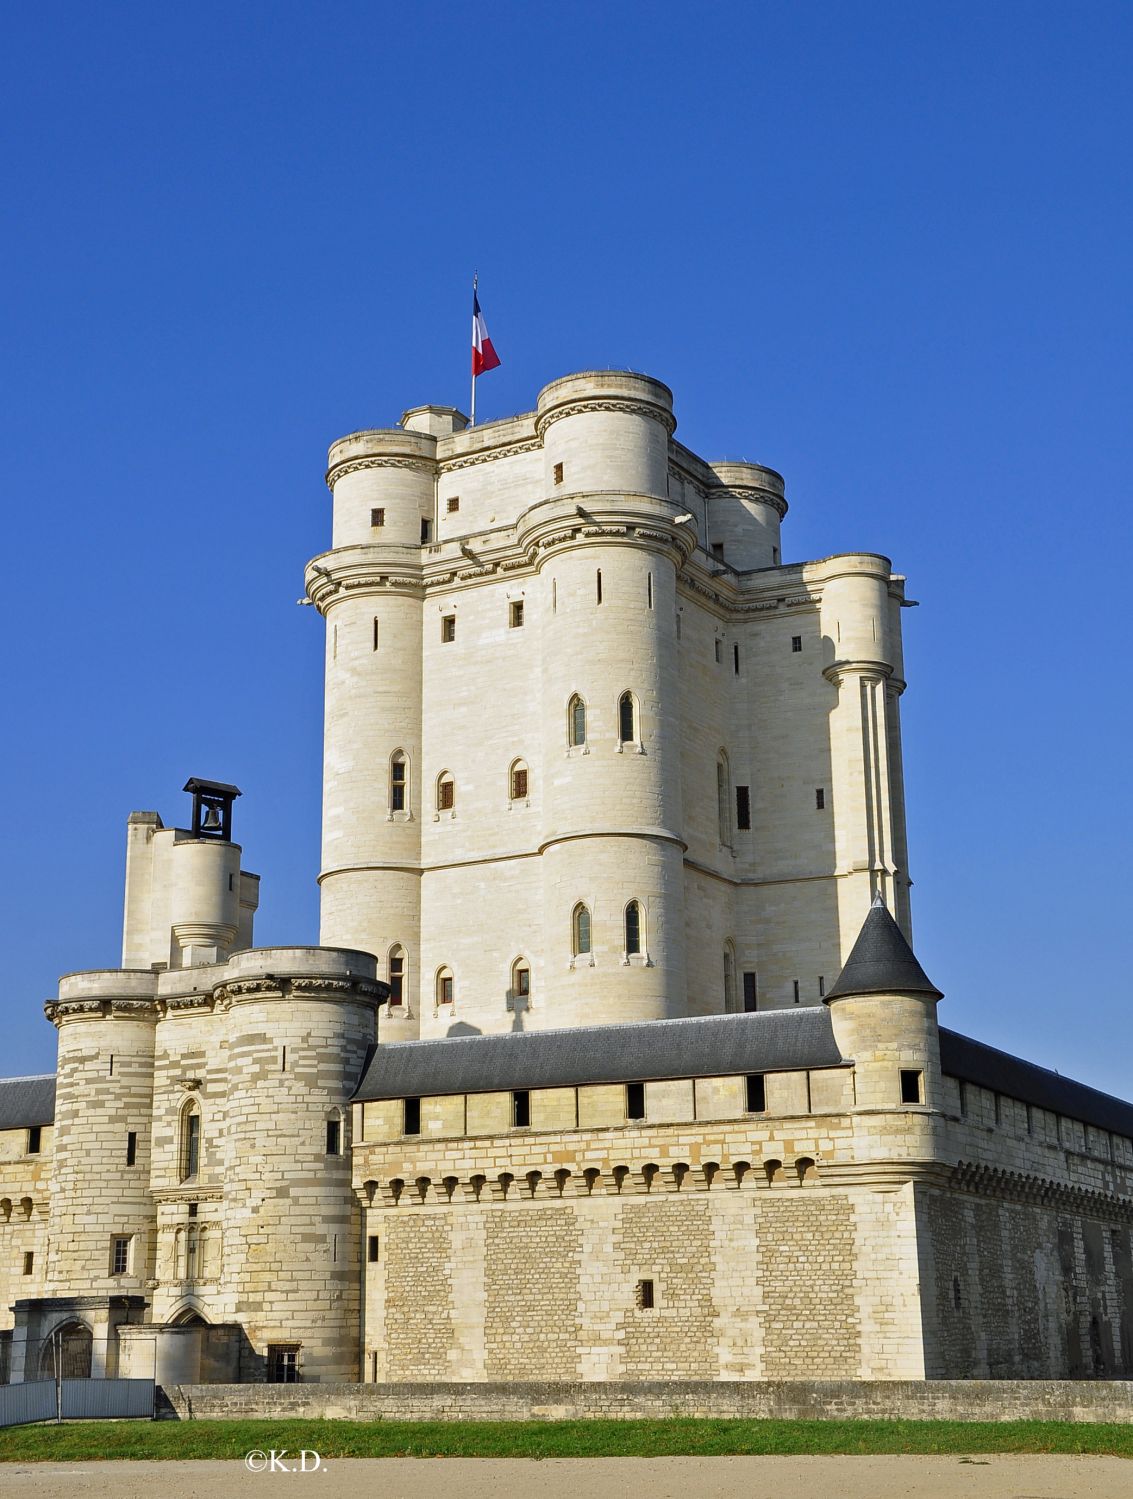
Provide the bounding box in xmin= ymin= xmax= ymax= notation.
xmin=215 ymin=947 xmax=383 ymax=1381
xmin=816 ymin=554 xmax=913 ymax=950
xmin=312 ymin=428 xmax=435 ymax=1035
xmin=519 ymin=373 xmax=694 ymax=1024
xmin=44 ymin=971 xmax=159 ymax=1365
xmin=706 ymin=462 xmax=787 ymax=570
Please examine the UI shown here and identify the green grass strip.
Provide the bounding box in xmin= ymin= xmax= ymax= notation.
xmin=2 ymin=1417 xmax=1133 ymax=1462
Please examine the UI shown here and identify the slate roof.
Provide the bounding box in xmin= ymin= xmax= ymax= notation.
xmin=354 ymin=1006 xmax=845 ymax=1102
xmin=0 ymin=1075 xmax=56 ymax=1131
xmin=939 ymin=1029 xmax=1133 ymax=1140
xmin=824 ymin=895 xmax=942 ymax=1001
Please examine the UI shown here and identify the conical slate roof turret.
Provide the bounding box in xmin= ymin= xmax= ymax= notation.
xmin=824 ymin=894 xmax=942 ymax=1002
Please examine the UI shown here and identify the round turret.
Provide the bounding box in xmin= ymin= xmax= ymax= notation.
xmin=535 ymin=371 xmax=675 ymax=498
xmin=215 ymin=947 xmax=383 ymax=1380
xmin=325 ymin=428 xmax=437 ymax=549
xmin=706 ymin=462 xmax=787 ymax=570
xmin=44 ymin=971 xmax=159 ymax=1308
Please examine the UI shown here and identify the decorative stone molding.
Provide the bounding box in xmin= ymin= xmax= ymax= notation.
xmin=534 ymin=398 xmax=677 ymax=439
xmin=325 ymin=455 xmax=435 ymax=489
xmin=440 ymin=438 xmax=541 ymax=472
xmin=949 ymin=1160 xmax=1133 ymax=1220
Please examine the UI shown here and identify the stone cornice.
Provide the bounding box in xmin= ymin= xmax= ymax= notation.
xmin=822 ymin=659 xmax=894 ymax=687
xmin=211 ymin=974 xmax=387 ymax=1007
xmin=949 ymin=1159 xmax=1133 ymax=1219
xmin=325 ymin=454 xmax=435 ymax=490
xmin=45 ymin=997 xmax=161 ymax=1026
xmin=534 ymin=397 xmax=677 ymax=439
xmin=439 ymin=437 xmax=541 ymax=473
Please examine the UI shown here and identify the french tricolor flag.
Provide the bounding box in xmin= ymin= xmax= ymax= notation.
xmin=472 ymin=287 xmax=501 ymax=378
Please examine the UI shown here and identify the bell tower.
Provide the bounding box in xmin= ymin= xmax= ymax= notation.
xmin=120 ymin=779 xmax=260 ymax=971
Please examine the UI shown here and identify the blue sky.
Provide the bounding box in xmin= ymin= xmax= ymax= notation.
xmin=2 ymin=3 xmax=1130 ymax=1093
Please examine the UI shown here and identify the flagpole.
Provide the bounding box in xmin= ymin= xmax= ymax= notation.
xmin=470 ymin=272 xmax=477 ymax=428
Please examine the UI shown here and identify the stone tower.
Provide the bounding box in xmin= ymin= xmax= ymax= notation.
xmin=307 ymin=370 xmax=914 ymax=1039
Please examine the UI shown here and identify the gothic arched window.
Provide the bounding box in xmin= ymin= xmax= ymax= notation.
xmin=625 ymin=900 xmax=642 ymax=957
xmin=716 ymin=752 xmax=732 ymax=847
xmin=388 ymin=945 xmax=405 ymax=1007
xmin=509 ymin=759 xmax=529 ymax=801
xmin=568 ymin=695 xmax=587 ymax=748
xmin=618 ymin=692 xmax=637 ymax=745
xmin=572 ymin=903 xmax=592 ymax=956
xmin=389 ymin=751 xmax=408 ymax=815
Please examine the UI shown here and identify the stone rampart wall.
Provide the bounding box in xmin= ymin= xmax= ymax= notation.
xmin=158 ymin=1377 xmax=1133 ymax=1424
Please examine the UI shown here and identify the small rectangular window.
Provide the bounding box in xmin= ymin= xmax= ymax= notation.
xmin=373 ymin=617 xmax=380 ymax=651
xmin=403 ymin=1097 xmax=421 ymax=1135
xmin=446 ymin=496 xmax=460 ymax=513
xmin=511 ymin=767 xmax=528 ymax=800
xmin=711 ymin=542 xmax=724 ymax=560
xmin=438 ymin=779 xmax=455 ymax=811
xmin=647 ymin=573 xmax=653 ymax=609
xmin=126 ymin=1131 xmax=138 ymax=1167
xmin=371 ymin=507 xmax=385 ymax=527
xmin=441 ymin=615 xmax=456 ymax=643
xmin=626 ymin=1081 xmax=646 ymax=1120
xmin=22 ymin=1251 xmax=34 ymax=1276
xmin=420 ymin=518 xmax=432 ymax=544
xmin=368 ymin=1235 xmax=380 ymax=1263
xmin=269 ymin=1345 xmax=300 ymax=1384
xmin=389 ymin=952 xmax=404 ymax=1005
xmin=27 ymin=1126 xmax=41 ymax=1155
xmin=509 ymin=600 xmax=524 ymax=628
xmin=792 ymin=979 xmax=800 ymax=1004
xmin=900 ymin=1069 xmax=923 ymax=1105
xmin=815 ymin=788 xmax=826 ymax=810
xmin=326 ymin=1118 xmax=342 ymax=1155
xmin=553 ymin=462 xmax=564 ymax=485
xmin=745 ymin=1074 xmax=766 ymax=1112
xmin=596 ymin=569 xmax=603 ymax=604
xmin=733 ymin=643 xmax=740 ymax=674
xmin=515 ymin=966 xmax=530 ymax=996
xmin=439 ymin=974 xmax=454 ymax=1003
xmin=743 ymin=971 xmax=757 ymax=1012
xmin=111 ymin=1236 xmax=130 ymax=1275
xmin=637 ymin=1278 xmax=655 ymax=1309
xmin=736 ymin=786 xmax=751 ymax=830
xmin=714 ymin=639 xmax=722 ymax=663
xmin=512 ymin=1090 xmax=530 ymax=1128
xmin=818 ymin=976 xmax=825 ymax=998
xmin=791 ymin=635 xmax=802 ymax=652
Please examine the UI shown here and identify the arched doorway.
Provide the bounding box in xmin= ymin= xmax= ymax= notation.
xmin=39 ymin=1321 xmax=93 ymax=1379
xmin=169 ymin=1309 xmax=208 ymax=1327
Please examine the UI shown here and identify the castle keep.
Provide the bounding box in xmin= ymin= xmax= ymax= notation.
xmin=1 ymin=371 xmax=1130 ymax=1387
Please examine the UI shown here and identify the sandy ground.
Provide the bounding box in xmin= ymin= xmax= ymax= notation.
xmin=1 ymin=1455 xmax=1131 ymax=1499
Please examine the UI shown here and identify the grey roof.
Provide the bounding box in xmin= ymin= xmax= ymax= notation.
xmin=940 ymin=1029 xmax=1133 ymax=1139
xmin=825 ymin=895 xmax=942 ymax=1001
xmin=354 ymin=1007 xmax=844 ymax=1102
xmin=0 ymin=1075 xmax=56 ymax=1131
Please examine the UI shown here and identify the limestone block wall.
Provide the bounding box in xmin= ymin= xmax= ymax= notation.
xmin=918 ymin=1186 xmax=1133 ymax=1378
xmin=355 ymin=1120 xmax=927 ymax=1382
xmin=0 ymin=1125 xmax=52 ymax=1334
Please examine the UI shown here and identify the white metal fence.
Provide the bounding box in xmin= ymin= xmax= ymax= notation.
xmin=0 ymin=1376 xmax=155 ymax=1428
